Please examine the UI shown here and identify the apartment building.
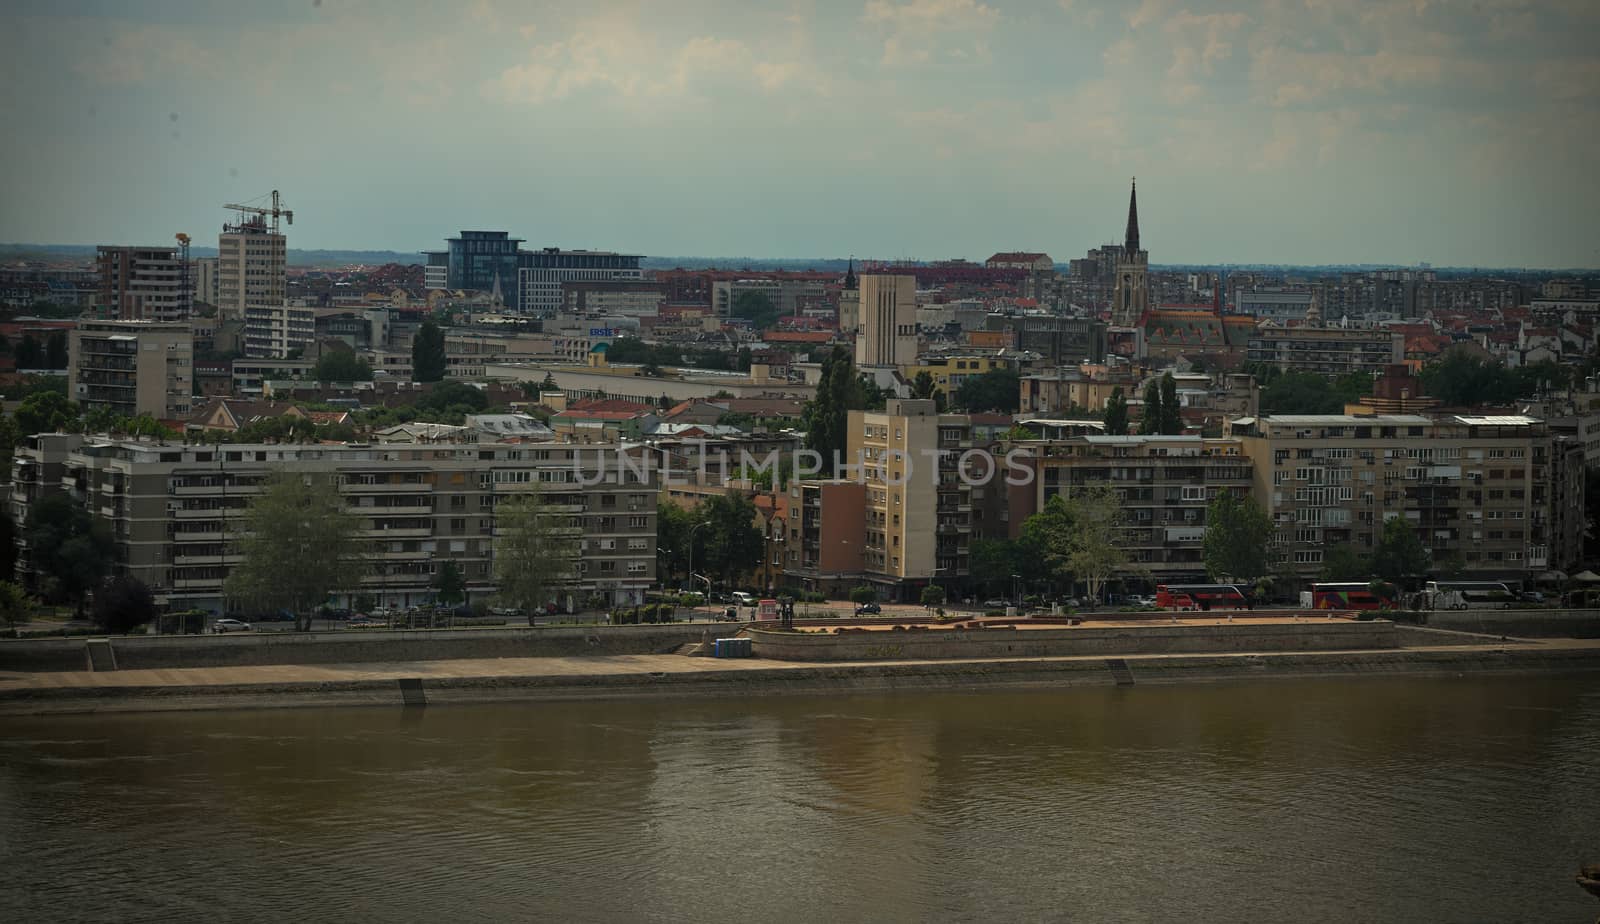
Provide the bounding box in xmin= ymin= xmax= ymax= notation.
xmin=1245 ymin=325 xmax=1404 ymax=375
xmin=10 ymin=435 xmax=657 ymax=614
xmin=243 ymin=301 xmax=315 ymax=358
xmin=67 ymin=320 xmax=194 ymax=420
xmin=1017 ymin=435 xmax=1254 ymax=582
xmin=1229 ymin=414 xmax=1582 ymax=581
xmin=95 ymin=245 xmax=186 ymax=322
xmin=785 ymin=480 xmax=867 ymax=597
xmin=217 ymin=221 xmax=285 ymax=323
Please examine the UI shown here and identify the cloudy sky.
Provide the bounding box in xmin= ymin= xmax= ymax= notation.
xmin=3 ymin=0 xmax=1596 ymax=267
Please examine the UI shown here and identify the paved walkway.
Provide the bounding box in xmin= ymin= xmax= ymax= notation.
xmin=3 ymin=637 xmax=1596 ymax=698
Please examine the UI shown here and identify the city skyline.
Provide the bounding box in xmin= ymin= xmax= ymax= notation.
xmin=3 ymin=1 xmax=1597 ymax=268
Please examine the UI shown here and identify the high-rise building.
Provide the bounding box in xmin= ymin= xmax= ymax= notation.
xmin=1110 ymin=179 xmax=1149 ymax=327
xmin=95 ymin=245 xmax=185 ymax=322
xmin=67 ymin=319 xmax=194 ymax=420
xmin=192 ymin=256 xmax=220 ymax=308
xmin=243 ymin=302 xmax=315 ymax=359
xmin=218 ymin=217 xmax=286 ymax=324
xmin=853 ymin=274 xmax=918 ymax=367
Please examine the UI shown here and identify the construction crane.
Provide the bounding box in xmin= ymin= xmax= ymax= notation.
xmin=175 ymin=233 xmax=192 ymax=318
xmin=223 ymin=189 xmax=293 ymax=234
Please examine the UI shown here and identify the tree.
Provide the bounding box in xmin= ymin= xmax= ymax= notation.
xmin=656 ymin=500 xmax=695 ymax=585
xmin=1320 ymin=545 xmax=1372 ymax=582
xmin=1062 ymin=484 xmax=1128 ymax=604
xmin=0 ymin=503 xmax=16 ymax=586
xmin=411 ymin=319 xmax=448 ymax=383
xmin=732 ymin=290 xmax=782 ymax=330
xmin=540 ymin=372 xmax=558 ymax=392
xmin=1103 ymin=386 xmax=1128 ymax=436
xmin=911 ymin=370 xmax=947 ymax=411
xmin=920 ymin=584 xmax=946 ymax=610
xmin=952 ymin=367 xmax=1020 ymax=413
xmin=1020 ymin=494 xmax=1077 ymax=589
xmin=494 ymin=487 xmax=579 ymax=624
xmin=14 ymin=390 xmax=76 ymax=436
xmin=968 ymin=538 xmax=1022 ymax=596
xmin=1138 ymin=379 xmax=1161 ymax=434
xmin=433 ymin=560 xmax=466 ymax=607
xmin=1158 ymin=372 xmax=1181 ymax=434
xmin=803 ymin=346 xmax=866 ymax=477
xmin=226 ymin=471 xmax=370 ymax=632
xmin=23 ymin=493 xmax=114 ymax=614
xmin=417 ymin=380 xmax=488 ymax=415
xmin=44 ymin=331 xmax=68 ymax=369
xmin=696 ymin=492 xmax=763 ymax=586
xmin=13 ymin=334 xmax=42 ymax=369
xmin=0 ymin=581 xmax=32 ymax=632
xmin=314 ymin=350 xmax=374 ymax=382
xmin=91 ymin=575 xmax=158 ymax=634
xmin=1373 ymin=516 xmax=1430 ymax=588
xmin=850 ymin=585 xmax=878 ymax=606
xmin=1203 ymin=491 xmax=1275 ymax=584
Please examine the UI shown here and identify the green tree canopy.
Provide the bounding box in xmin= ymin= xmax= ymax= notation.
xmin=14 ymin=390 xmax=76 ymax=437
xmin=1373 ymin=516 xmax=1430 ymax=587
xmin=433 ymin=560 xmax=466 ymax=607
xmin=23 ymin=493 xmax=114 ymax=613
xmin=850 ymin=585 xmax=878 ymax=605
xmin=493 ymin=487 xmax=580 ymax=623
xmin=314 ymin=350 xmax=374 ymax=382
xmin=92 ymin=575 xmax=158 ymax=634
xmin=411 ymin=319 xmax=448 ymax=383
xmin=732 ymin=290 xmax=783 ymax=331
xmin=1202 ymin=490 xmax=1275 ymax=583
xmin=1103 ymin=386 xmax=1128 ymax=436
xmin=952 ymin=367 xmax=1020 ymax=413
xmin=1062 ymin=484 xmax=1129 ymax=603
xmin=417 ymin=380 xmax=488 ymax=415
xmin=225 ymin=470 xmax=370 ymax=631
xmin=803 ymin=346 xmax=866 ymax=477
xmin=1158 ymin=372 xmax=1181 ymax=434
xmin=696 ymin=492 xmax=763 ymax=586
xmin=1320 ymin=545 xmax=1372 ymax=582
xmin=1138 ymin=379 xmax=1161 ymax=434
xmin=920 ymin=584 xmax=946 ymax=609
xmin=0 ymin=581 xmax=33 ymax=631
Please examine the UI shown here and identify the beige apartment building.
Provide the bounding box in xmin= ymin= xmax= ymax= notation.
xmin=11 ymin=434 xmax=657 ymax=614
xmin=1229 ymin=414 xmax=1584 ymax=581
xmin=68 ymin=320 xmax=194 ymax=420
xmin=95 ymin=245 xmax=186 ymax=322
xmin=1017 ymin=434 xmax=1254 ymax=584
xmin=217 ymin=223 xmax=285 ymax=323
xmin=244 ymin=302 xmax=315 ymax=359
xmin=1244 ymin=325 xmax=1405 ymax=376
xmin=854 ymin=274 xmax=918 ymax=368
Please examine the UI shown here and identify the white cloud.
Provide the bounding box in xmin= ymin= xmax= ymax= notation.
xmin=863 ymin=0 xmax=999 ymax=68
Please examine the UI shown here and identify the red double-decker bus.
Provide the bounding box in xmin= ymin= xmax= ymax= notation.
xmin=1155 ymin=584 xmax=1249 ymax=610
xmin=1310 ymin=582 xmax=1394 ymax=611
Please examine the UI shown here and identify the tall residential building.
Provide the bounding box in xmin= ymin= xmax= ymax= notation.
xmin=10 ymin=435 xmax=657 ymax=613
xmin=853 ymin=274 xmax=918 ymax=367
xmin=67 ymin=320 xmax=194 ymax=420
xmin=243 ymin=302 xmax=315 ymax=359
xmin=95 ymin=245 xmax=184 ymax=322
xmin=1230 ymin=414 xmax=1582 ymax=581
xmin=217 ymin=217 xmax=286 ymax=323
xmin=192 ymin=256 xmax=220 ymax=307
xmin=1110 ymin=180 xmax=1150 ymax=327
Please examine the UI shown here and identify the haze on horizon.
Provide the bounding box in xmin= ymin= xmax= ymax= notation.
xmin=2 ymin=0 xmax=1596 ymax=269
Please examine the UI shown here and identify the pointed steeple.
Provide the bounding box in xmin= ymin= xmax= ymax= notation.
xmin=844 ymin=256 xmax=857 ymax=290
xmin=1123 ymin=178 xmax=1140 ymax=258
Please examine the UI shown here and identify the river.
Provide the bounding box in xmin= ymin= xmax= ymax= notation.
xmin=2 ymin=674 xmax=1597 ymax=922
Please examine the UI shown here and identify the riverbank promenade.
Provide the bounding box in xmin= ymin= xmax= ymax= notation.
xmin=3 ymin=631 xmax=1597 ymax=715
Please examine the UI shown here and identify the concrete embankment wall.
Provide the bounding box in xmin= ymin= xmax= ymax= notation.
xmin=0 ymin=624 xmax=739 ymax=673
xmin=749 ymin=620 xmax=1397 ymax=661
xmin=1409 ymin=608 xmax=1599 ymax=638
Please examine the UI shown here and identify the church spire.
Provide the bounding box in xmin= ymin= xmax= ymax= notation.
xmin=844 ymin=256 xmax=857 ymax=290
xmin=1124 ymin=178 xmax=1140 ymax=258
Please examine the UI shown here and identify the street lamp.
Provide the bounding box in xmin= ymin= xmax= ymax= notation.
xmin=686 ymin=521 xmax=707 ymax=617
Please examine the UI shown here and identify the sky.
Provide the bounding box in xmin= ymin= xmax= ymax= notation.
xmin=2 ymin=0 xmax=1597 ymax=268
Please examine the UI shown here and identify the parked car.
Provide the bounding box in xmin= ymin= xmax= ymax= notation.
xmin=982 ymin=598 xmax=1010 ymax=610
xmin=1519 ymin=591 xmax=1545 ymax=605
xmin=732 ymin=591 xmax=757 ymax=607
xmin=212 ymin=618 xmax=252 ymax=634
xmin=347 ymin=615 xmax=386 ymax=628
xmin=855 ymin=602 xmax=882 ymax=615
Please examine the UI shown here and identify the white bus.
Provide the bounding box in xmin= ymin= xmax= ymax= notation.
xmin=1424 ymin=580 xmax=1518 ymax=611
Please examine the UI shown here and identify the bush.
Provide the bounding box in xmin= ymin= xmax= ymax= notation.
xmin=984 ymin=610 xmax=1005 ymax=618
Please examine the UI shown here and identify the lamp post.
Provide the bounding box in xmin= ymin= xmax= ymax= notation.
xmin=686 ymin=521 xmax=707 ymax=618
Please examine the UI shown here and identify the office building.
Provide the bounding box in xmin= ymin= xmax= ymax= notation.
xmin=10 ymin=434 xmax=657 ymax=613
xmin=853 ymin=274 xmax=918 ymax=367
xmin=243 ymin=302 xmax=315 ymax=358
xmin=424 ymin=233 xmax=644 ymax=318
xmin=95 ymin=245 xmax=185 ymax=322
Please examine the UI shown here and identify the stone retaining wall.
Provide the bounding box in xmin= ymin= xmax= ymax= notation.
xmin=748 ymin=619 xmax=1397 ymax=661
xmin=0 ymin=624 xmax=740 ymax=673
xmin=1410 ymin=608 xmax=1599 ymax=638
